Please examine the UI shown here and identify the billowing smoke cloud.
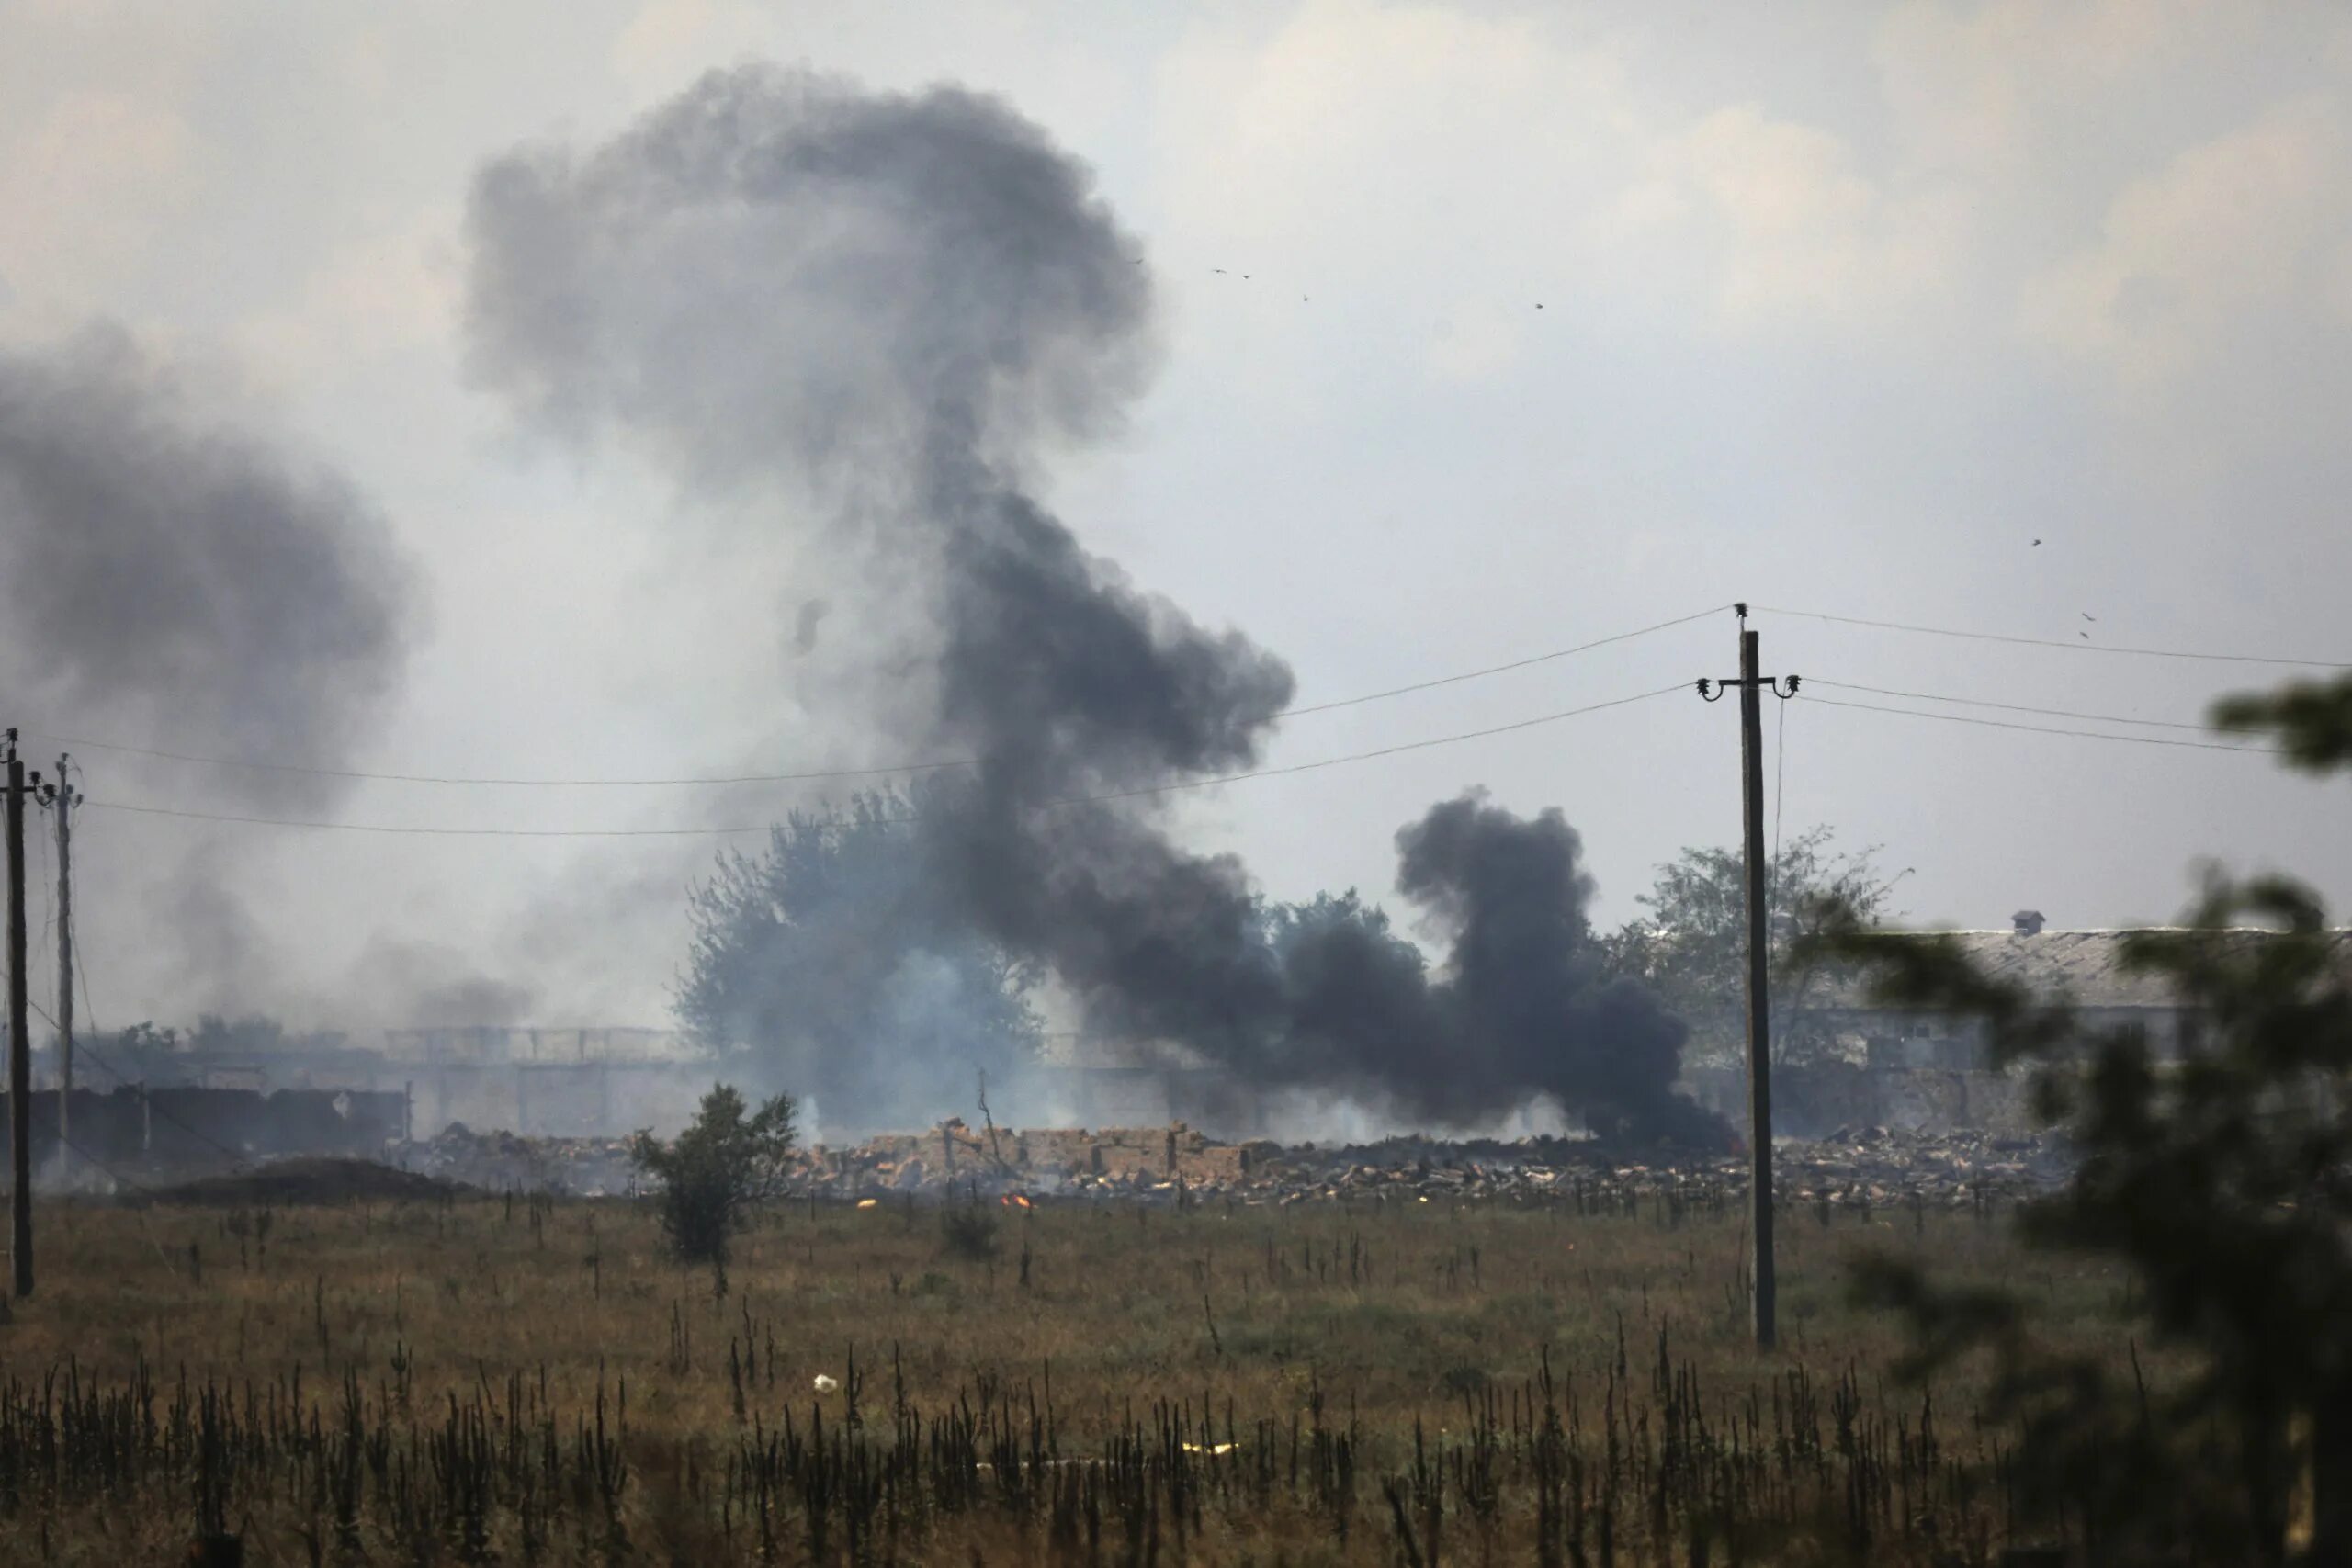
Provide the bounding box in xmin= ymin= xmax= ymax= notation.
xmin=466 ymin=64 xmax=1720 ymax=1143
xmin=1387 ymin=795 xmax=1711 ymax=1142
xmin=0 ymin=324 xmax=423 ymax=1010
xmin=0 ymin=324 xmax=416 ymax=812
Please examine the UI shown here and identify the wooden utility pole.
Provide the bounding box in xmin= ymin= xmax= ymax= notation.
xmin=52 ymin=755 xmax=73 ymax=1184
xmin=1737 ymin=627 xmax=1775 ymax=1350
xmin=6 ymin=733 xmax=32 ymax=1297
xmin=1698 ymin=608 xmax=1798 ymax=1350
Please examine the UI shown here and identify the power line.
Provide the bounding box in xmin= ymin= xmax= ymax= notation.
xmin=1056 ymin=684 xmax=1686 ymax=807
xmin=31 ymin=1005 xmax=244 ymax=1164
xmin=24 ymin=735 xmax=978 ymax=790
xmin=1807 ymin=679 xmax=2226 ymax=734
xmin=82 ymin=801 xmax=780 ymax=839
xmin=1802 ymin=694 xmax=2282 ymax=754
xmin=1759 ymin=606 xmax=2352 ymax=671
xmin=1273 ymin=604 xmax=1731 ymax=717
xmin=17 ymin=604 xmax=1731 ymax=788
xmin=76 ymin=683 xmax=1689 ymax=839
xmin=57 ymin=862 xmax=251 ymax=1168
xmin=1771 ymin=695 xmax=1786 ymax=875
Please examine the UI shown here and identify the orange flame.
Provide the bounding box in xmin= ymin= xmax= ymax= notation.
xmin=1000 ymin=1194 xmax=1033 ymax=1209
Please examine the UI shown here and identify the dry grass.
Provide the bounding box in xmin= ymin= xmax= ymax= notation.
xmin=0 ymin=1186 xmax=2135 ymax=1563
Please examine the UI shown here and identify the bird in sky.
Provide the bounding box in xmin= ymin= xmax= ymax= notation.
xmin=2080 ymin=631 xmax=2090 ymax=639
xmin=1212 ymin=267 xmax=1226 ymax=275
xmin=2082 ymin=612 xmax=2097 ymax=622
xmin=2032 ymin=538 xmax=2042 ymax=546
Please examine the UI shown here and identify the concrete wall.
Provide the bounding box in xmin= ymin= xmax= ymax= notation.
xmin=2 ymin=1085 xmax=406 ymax=1169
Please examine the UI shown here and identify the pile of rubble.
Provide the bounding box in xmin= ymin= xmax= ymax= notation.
xmin=786 ymin=1119 xmax=2071 ymax=1210
xmin=380 ymin=1117 xmax=2071 ymax=1207
xmin=1776 ymin=1123 xmax=2071 ymax=1209
xmin=399 ymin=1122 xmax=642 ymax=1195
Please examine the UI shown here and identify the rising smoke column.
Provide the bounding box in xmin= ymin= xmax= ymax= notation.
xmin=464 ymin=64 xmax=1721 ymax=1143
xmin=0 ymin=326 xmax=416 ymax=808
xmin=1396 ymin=795 xmax=1716 ymax=1143
xmin=0 ymin=324 xmax=422 ymax=1008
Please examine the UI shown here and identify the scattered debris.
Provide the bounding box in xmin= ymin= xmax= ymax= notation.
xmin=341 ymin=1116 xmax=2070 ymax=1210
xmin=402 ymin=1123 xmax=639 ymax=1195
xmin=778 ymin=1120 xmax=2069 ymax=1210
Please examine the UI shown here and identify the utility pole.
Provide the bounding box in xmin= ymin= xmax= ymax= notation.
xmin=6 ymin=732 xmax=32 ymax=1297
xmin=51 ymin=756 xmax=75 ymax=1186
xmin=1697 ymin=607 xmax=1798 ymax=1350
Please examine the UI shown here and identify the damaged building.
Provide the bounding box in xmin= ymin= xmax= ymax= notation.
xmin=1679 ymin=914 xmax=2352 ymax=1136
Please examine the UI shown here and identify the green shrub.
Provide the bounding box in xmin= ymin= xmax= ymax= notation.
xmin=628 ymin=1085 xmax=797 ymax=1266
xmin=939 ymin=1199 xmax=1000 ymax=1262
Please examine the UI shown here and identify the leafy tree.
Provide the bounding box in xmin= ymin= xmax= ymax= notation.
xmin=1258 ymin=888 xmax=1414 ymax=963
xmin=629 ymin=1084 xmax=797 ymax=1267
xmin=2214 ymin=672 xmax=2352 ymax=772
xmin=1801 ymin=682 xmax=2352 ymax=1562
xmin=676 ymin=785 xmax=1041 ymax=1124
xmin=1602 ymin=826 xmax=1908 ymax=1063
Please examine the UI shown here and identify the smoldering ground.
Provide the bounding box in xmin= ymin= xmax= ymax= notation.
xmin=465 ymin=63 xmax=1724 ymax=1144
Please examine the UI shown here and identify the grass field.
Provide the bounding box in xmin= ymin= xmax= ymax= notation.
xmin=0 ymin=1185 xmax=2136 ymax=1564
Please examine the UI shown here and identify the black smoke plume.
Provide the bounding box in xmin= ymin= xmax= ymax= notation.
xmin=465 ymin=64 xmax=1722 ymax=1144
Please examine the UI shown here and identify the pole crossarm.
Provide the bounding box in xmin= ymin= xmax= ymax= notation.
xmin=1696 ymin=674 xmax=1801 ymax=700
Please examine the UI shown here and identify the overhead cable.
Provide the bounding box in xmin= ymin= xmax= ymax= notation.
xmin=20 ymin=604 xmax=1730 ymax=788
xmin=1760 ymin=606 xmax=2352 ymax=671
xmin=78 ymin=683 xmax=1688 ymax=839
xmin=1807 ymin=679 xmax=2224 ymax=734
xmin=1803 ymin=695 xmax=2280 ymax=754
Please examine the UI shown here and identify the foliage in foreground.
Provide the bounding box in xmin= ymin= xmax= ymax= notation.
xmin=629 ymin=1084 xmax=797 ymax=1266
xmin=1806 ymin=672 xmax=2352 ymax=1562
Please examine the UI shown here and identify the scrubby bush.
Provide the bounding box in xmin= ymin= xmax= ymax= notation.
xmin=629 ymin=1085 xmax=797 ymax=1266
xmin=939 ymin=1198 xmax=1000 ymax=1262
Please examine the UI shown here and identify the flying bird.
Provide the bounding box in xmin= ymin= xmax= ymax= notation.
xmin=2082 ymin=612 xmax=2096 ymax=622
xmin=2032 ymin=538 xmax=2042 ymax=547
xmin=2080 ymin=631 xmax=2090 ymax=639
xmin=1212 ymin=267 xmax=1227 ymax=275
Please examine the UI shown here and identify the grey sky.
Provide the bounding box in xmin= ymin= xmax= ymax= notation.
xmin=4 ymin=0 xmax=2349 ymax=1030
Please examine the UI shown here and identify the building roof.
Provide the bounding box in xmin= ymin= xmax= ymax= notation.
xmin=1815 ymin=928 xmax=2352 ymax=1010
